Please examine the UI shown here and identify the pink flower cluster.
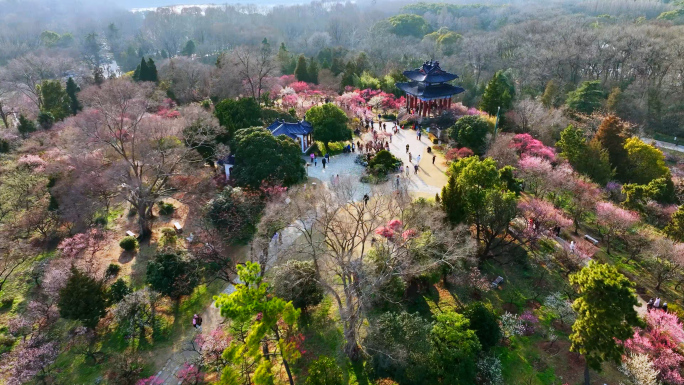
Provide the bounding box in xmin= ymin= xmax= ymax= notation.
xmin=17 ymin=154 xmax=48 ymax=172
xmin=625 ymin=310 xmax=684 ymax=384
xmin=511 ymin=133 xmax=556 ymax=161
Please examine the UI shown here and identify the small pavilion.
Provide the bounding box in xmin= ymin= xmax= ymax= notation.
xmin=395 ymin=60 xmax=465 ymax=117
xmin=267 ymin=119 xmax=313 ymax=153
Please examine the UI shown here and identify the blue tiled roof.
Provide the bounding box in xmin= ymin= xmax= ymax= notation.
xmin=267 ymin=119 xmax=313 ymax=140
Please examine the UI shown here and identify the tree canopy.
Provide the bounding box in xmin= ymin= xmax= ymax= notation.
xmin=448 ymin=115 xmax=490 ymax=155
xmin=232 ymin=126 xmax=306 ymax=188
xmin=569 ymin=261 xmax=643 ymax=385
xmin=214 ymin=97 xmax=263 ymax=142
xmin=58 ymin=268 xmax=108 ymax=329
xmin=387 ymin=14 xmax=431 ymax=37
xmin=566 ymin=80 xmax=604 ymax=115
xmin=306 ymin=103 xmax=351 ymax=148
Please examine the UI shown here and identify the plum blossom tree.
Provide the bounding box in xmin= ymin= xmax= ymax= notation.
xmin=518 ymin=156 xmax=553 ymax=196
xmin=620 ymin=353 xmax=660 ymax=385
xmin=644 ymin=237 xmax=684 ymax=291
xmin=544 ymin=292 xmax=577 ymax=326
xmin=565 ymin=177 xmax=602 ymax=234
xmin=76 ymin=80 xmax=221 ymax=237
xmin=517 ymin=198 xmax=572 ymax=245
xmin=595 ymin=202 xmax=640 ymax=254
xmin=625 ymin=310 xmax=684 ymax=384
xmin=510 ymin=133 xmax=556 ymax=161
xmin=0 ymin=338 xmax=59 ymax=385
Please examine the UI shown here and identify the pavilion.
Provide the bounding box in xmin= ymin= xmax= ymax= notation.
xmin=267 ymin=119 xmax=313 ymax=153
xmin=395 ymin=60 xmax=465 ymax=117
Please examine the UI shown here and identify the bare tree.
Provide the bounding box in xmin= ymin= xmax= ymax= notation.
xmin=226 ymin=45 xmax=276 ymax=101
xmin=76 ymin=80 xmax=221 ymax=237
xmin=269 ymin=179 xmax=473 ymax=360
xmin=2 ymin=53 xmax=76 ymax=110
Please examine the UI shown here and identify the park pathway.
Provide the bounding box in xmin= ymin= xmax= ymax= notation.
xmin=151 ymin=228 xmax=301 ymax=384
xmin=641 ymin=136 xmax=684 ymax=154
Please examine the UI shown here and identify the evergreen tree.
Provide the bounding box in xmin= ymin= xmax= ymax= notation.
xmin=58 ymin=268 xmax=108 ymax=329
xmin=330 ymin=57 xmax=344 ymax=76
xmin=566 ymin=80 xmax=605 ymax=115
xmin=38 ymin=80 xmax=71 ymax=121
xmin=569 ymin=262 xmax=643 ymax=385
xmin=340 ymin=61 xmax=357 ymax=90
xmin=17 ymin=114 xmax=37 ymax=138
xmin=93 ymin=66 xmax=105 ymax=86
xmin=541 ymin=79 xmax=559 ymax=108
xmin=593 ymin=115 xmax=629 ymax=181
xmin=277 ymin=43 xmax=296 ymax=75
xmin=146 ymin=58 xmax=158 ymax=82
xmin=37 ymin=111 xmax=55 ymax=129
xmin=134 ymin=58 xmax=148 ymax=81
xmin=448 ymin=115 xmax=490 ymax=155
xmin=308 ymin=57 xmax=319 ymax=84
xmin=305 ymin=357 xmax=344 ymax=385
xmin=65 ymin=77 xmax=82 ymax=115
xmin=665 ymin=205 xmax=684 ymax=242
xmin=215 ymin=262 xmax=300 ymax=385
xmin=294 ymin=55 xmax=309 ymax=82
xmin=306 ymin=103 xmax=351 ymax=150
xmin=146 ymin=252 xmax=201 ymax=301
xmin=181 ymin=40 xmax=196 ymax=56
xmin=480 ymin=70 xmax=514 ymax=124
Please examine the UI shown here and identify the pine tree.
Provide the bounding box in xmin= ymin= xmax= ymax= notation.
xmin=593 ymin=115 xmax=629 ymax=181
xmin=65 ymin=77 xmax=82 ymax=115
xmin=58 ymin=268 xmax=108 ymax=329
xmin=181 ymin=40 xmax=196 ymax=56
xmin=146 ymin=58 xmax=158 ymax=82
xmin=134 ymin=58 xmax=148 ymax=81
xmin=569 ymin=262 xmax=642 ymax=385
xmin=308 ymin=57 xmax=319 ymax=84
xmin=566 ymin=80 xmax=605 ymax=115
xmin=480 ymin=70 xmax=514 ymax=122
xmin=17 ymin=114 xmax=37 ymax=138
xmin=294 ymin=55 xmax=309 ymax=82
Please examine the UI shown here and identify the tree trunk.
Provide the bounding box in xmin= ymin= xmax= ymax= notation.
xmin=137 ymin=203 xmax=152 ymax=239
xmin=584 ymin=361 xmax=590 ymax=385
xmin=343 ymin=328 xmax=360 ymax=361
xmin=282 ymin=357 xmax=295 ymax=385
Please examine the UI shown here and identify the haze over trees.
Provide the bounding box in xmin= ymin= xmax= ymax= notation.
xmin=2 ymin=0 xmax=684 ymax=384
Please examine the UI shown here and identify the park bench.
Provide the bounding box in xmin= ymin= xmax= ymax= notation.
xmin=125 ymin=230 xmax=136 ymax=238
xmin=492 ymin=276 xmax=504 ymax=288
xmin=584 ymin=234 xmax=599 ymax=246
xmin=173 ymin=221 xmax=183 ymax=233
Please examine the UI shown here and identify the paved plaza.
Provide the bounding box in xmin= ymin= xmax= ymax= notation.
xmin=305 ymin=122 xmax=449 ymax=198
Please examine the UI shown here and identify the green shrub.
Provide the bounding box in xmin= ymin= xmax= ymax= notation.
xmin=157 ymin=201 xmax=175 ymax=215
xmin=108 ymin=279 xmax=131 ymax=304
xmin=315 ymin=141 xmax=348 ymax=156
xmin=119 ymin=236 xmax=138 ymax=251
xmin=305 ymin=356 xmax=344 ymax=385
xmin=361 ymin=173 xmax=389 ymax=184
xmin=0 ymin=298 xmax=14 ymax=310
xmin=0 ymin=139 xmax=9 ymax=153
xmin=160 ymin=228 xmax=177 ymax=247
xmin=93 ymin=215 xmax=108 ymax=226
xmin=200 ymin=99 xmax=212 ymax=110
xmin=0 ymin=335 xmax=15 ymax=354
xmin=668 ymin=303 xmax=684 ymax=322
xmin=106 ymin=264 xmax=121 ymax=278
xmin=368 ymin=150 xmax=402 ymax=172
xmin=381 ymin=114 xmax=397 ymax=120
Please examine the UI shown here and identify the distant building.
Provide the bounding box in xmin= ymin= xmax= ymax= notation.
xmin=396 ymin=60 xmax=465 ymax=117
xmin=267 ymin=119 xmax=313 ymax=153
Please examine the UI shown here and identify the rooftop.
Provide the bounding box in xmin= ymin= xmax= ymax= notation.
xmin=403 ymin=60 xmax=459 ymax=84
xmin=267 ymin=119 xmax=313 ymax=140
xmin=395 ymin=81 xmax=465 ymax=100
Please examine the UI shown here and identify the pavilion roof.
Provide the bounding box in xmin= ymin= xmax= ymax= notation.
xmin=403 ymin=60 xmax=458 ymax=83
xmin=267 ymin=119 xmax=312 ymax=140
xmin=396 ymin=81 xmax=464 ymax=101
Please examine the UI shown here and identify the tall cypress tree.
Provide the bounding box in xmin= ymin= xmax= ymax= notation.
xmin=134 ymin=58 xmax=148 ymax=82
xmin=146 ymin=58 xmax=158 ymax=82
xmin=65 ymin=77 xmax=82 ymax=115
xmin=294 ymin=55 xmax=309 ymax=82
xmin=308 ymin=57 xmax=319 ymax=84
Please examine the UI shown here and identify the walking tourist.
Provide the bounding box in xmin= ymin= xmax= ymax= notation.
xmin=416 ymin=154 xmax=421 ymax=164
xmin=310 ymin=153 xmax=315 ymax=164
xmin=322 ymin=158 xmax=327 ymax=169
xmin=414 ymin=164 xmax=419 ymax=174
xmin=363 ymin=194 xmax=370 ymax=206
xmin=432 ymin=155 xmax=436 ymax=164
xmin=406 ymin=144 xmax=409 ymax=153
xmin=409 ymin=153 xmax=412 ymax=162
